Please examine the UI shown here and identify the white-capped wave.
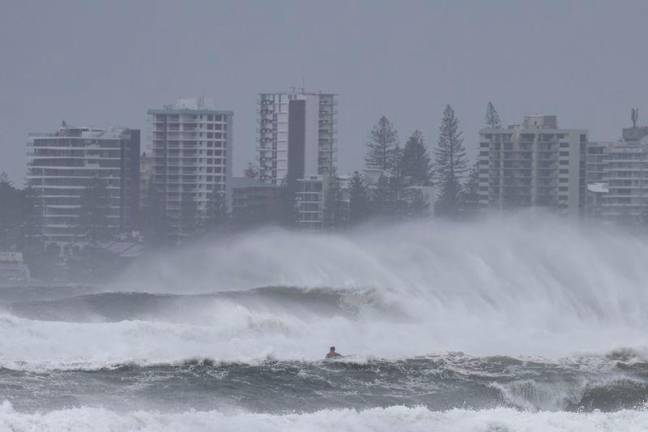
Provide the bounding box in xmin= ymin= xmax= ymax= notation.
xmin=5 ymin=212 xmax=648 ymax=368
xmin=1 ymin=401 xmax=647 ymax=432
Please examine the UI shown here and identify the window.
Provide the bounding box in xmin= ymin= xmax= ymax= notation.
xmin=560 ymin=142 xmax=569 ymax=148
xmin=559 ymin=151 xmax=569 ymax=157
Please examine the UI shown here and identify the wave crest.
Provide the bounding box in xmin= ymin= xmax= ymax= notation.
xmin=1 ymin=402 xmax=648 ymax=432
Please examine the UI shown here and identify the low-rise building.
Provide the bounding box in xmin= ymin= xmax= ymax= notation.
xmin=231 ymin=177 xmax=282 ymax=226
xmin=296 ymin=176 xmax=325 ymax=229
xmin=0 ymin=251 xmax=30 ymax=283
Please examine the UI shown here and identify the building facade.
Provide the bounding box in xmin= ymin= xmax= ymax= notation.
xmin=294 ymin=175 xmax=351 ymax=229
xmin=148 ymin=98 xmax=233 ymax=241
xmin=477 ymin=115 xmax=587 ymax=215
xmin=27 ymin=124 xmax=140 ymax=244
xmin=231 ymin=177 xmax=282 ymax=226
xmin=0 ymin=251 xmax=30 ymax=283
xmin=586 ymin=127 xmax=648 ymax=222
xmin=295 ymin=176 xmax=326 ymax=229
xmin=257 ymin=90 xmax=337 ymax=186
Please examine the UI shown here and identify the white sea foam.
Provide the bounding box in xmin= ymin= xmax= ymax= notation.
xmin=4 ymin=212 xmax=648 ymax=369
xmin=1 ymin=401 xmax=647 ymax=432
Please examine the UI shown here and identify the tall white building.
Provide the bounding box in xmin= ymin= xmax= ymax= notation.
xmin=586 ymin=126 xmax=648 ymax=223
xmin=478 ymin=115 xmax=588 ymax=215
xmin=26 ymin=124 xmax=140 ymax=244
xmin=257 ymin=90 xmax=337 ymax=185
xmin=148 ymin=98 xmax=233 ymax=240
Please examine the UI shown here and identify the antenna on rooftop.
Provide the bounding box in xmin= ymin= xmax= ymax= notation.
xmin=631 ymin=107 xmax=638 ymax=128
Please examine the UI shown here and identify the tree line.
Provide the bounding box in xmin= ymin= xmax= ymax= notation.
xmin=345 ymin=102 xmax=502 ymax=225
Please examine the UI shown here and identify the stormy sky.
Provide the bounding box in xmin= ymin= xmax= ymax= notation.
xmin=1 ymin=0 xmax=647 ymax=184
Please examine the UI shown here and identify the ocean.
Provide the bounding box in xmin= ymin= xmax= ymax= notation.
xmin=2 ymin=214 xmax=648 ymax=431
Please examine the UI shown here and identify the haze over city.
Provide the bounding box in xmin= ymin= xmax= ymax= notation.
xmin=3 ymin=1 xmax=648 ymax=431
xmin=2 ymin=0 xmax=648 ymax=183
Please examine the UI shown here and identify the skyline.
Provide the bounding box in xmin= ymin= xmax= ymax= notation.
xmin=2 ymin=0 xmax=648 ymax=184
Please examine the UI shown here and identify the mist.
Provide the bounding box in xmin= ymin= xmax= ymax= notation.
xmin=3 ymin=1 xmax=648 ymax=183
xmin=1 ymin=212 xmax=646 ymax=372
xmin=3 ymin=1 xmax=648 ymax=429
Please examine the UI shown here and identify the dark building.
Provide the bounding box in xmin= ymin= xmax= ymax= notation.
xmin=231 ymin=177 xmax=282 ymax=226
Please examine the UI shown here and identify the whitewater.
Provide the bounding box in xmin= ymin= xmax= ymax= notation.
xmin=2 ymin=212 xmax=648 ymax=430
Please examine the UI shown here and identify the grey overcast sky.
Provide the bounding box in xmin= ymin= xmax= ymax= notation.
xmin=1 ymin=0 xmax=648 ymax=184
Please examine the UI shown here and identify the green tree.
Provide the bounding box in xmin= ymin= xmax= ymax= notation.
xmin=20 ymin=186 xmax=40 ymax=248
xmin=485 ymin=102 xmax=502 ymax=129
xmin=323 ymin=175 xmax=348 ymax=229
xmin=179 ymin=193 xmax=199 ymax=239
xmin=0 ymin=173 xmax=25 ymax=248
xmin=143 ymin=184 xmax=169 ymax=248
xmin=365 ymin=116 xmax=399 ymax=172
xmin=401 ymin=130 xmax=432 ymax=186
xmin=348 ymin=172 xmax=371 ymax=225
xmin=434 ymin=105 xmax=468 ymax=217
xmin=403 ymin=187 xmax=429 ymax=217
xmin=371 ymin=174 xmax=398 ymax=216
xmin=461 ymin=162 xmax=481 ymax=216
xmin=244 ymin=162 xmax=259 ymax=179
xmin=206 ymin=188 xmax=228 ymax=230
xmin=78 ymin=176 xmax=111 ymax=243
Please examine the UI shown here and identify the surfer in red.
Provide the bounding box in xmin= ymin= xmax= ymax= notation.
xmin=325 ymin=346 xmax=342 ymax=359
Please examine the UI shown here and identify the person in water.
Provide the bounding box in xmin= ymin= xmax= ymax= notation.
xmin=326 ymin=346 xmax=342 ymax=359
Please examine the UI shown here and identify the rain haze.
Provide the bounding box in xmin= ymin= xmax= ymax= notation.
xmin=1 ymin=0 xmax=648 ymax=182
xmin=4 ymin=1 xmax=648 ymax=431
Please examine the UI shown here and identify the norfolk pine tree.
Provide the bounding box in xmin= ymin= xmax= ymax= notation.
xmin=485 ymin=102 xmax=502 ymax=129
xmin=348 ymin=171 xmax=371 ymax=225
xmin=365 ymin=116 xmax=399 ymax=172
xmin=461 ymin=162 xmax=481 ymax=216
xmin=401 ymin=130 xmax=432 ymax=186
xmin=434 ymin=105 xmax=468 ymax=217
xmin=78 ymin=176 xmax=111 ymax=243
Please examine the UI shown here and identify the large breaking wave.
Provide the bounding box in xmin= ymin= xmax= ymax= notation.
xmin=2 ymin=212 xmax=648 ymax=368
xmin=2 ymin=212 xmax=648 ymax=421
xmin=1 ymin=402 xmax=648 ymax=432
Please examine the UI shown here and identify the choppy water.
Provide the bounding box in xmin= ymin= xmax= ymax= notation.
xmin=2 ymin=214 xmax=648 ymax=431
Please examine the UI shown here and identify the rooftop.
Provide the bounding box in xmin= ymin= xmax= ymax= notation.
xmin=148 ymin=97 xmax=233 ymax=114
xmin=29 ymin=124 xmax=134 ymax=140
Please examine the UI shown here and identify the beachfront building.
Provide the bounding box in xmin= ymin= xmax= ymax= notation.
xmin=26 ymin=123 xmax=140 ymax=244
xmin=148 ymin=98 xmax=233 ymax=241
xmin=257 ymin=89 xmax=337 ymax=186
xmin=477 ymin=115 xmax=588 ymax=215
xmin=585 ymin=125 xmax=648 ymax=223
